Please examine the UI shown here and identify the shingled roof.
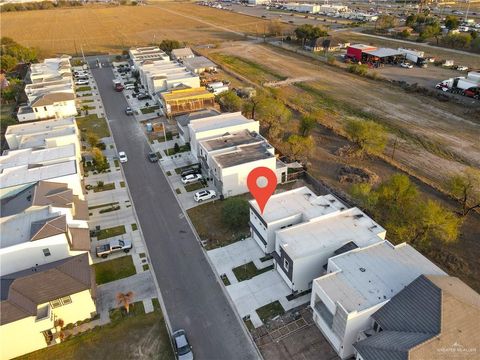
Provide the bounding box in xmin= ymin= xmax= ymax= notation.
xmin=354 ymin=275 xmax=480 ymax=360
xmin=0 ymin=253 xmax=94 ymax=325
xmin=30 ymin=215 xmax=66 ymax=241
xmin=31 ymin=92 xmax=74 ymax=107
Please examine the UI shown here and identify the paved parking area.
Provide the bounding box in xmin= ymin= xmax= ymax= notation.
xmin=208 ymin=238 xmax=310 ymax=328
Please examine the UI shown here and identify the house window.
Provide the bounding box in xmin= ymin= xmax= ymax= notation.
xmin=34 ymin=108 xmax=38 ymax=112
xmin=36 ymin=305 xmax=50 ymax=321
xmin=50 ymin=296 xmax=72 ymax=308
xmin=284 ymin=258 xmax=290 ymax=272
xmin=42 ymin=248 xmax=51 ymax=257
xmin=373 ymin=321 xmax=382 ymax=332
xmin=44 ymin=106 xmax=47 ymax=111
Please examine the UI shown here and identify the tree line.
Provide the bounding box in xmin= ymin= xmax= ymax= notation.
xmin=0 ymin=0 xmax=82 ymax=12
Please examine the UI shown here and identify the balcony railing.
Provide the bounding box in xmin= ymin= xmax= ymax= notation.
xmin=314 ymin=300 xmax=334 ymax=328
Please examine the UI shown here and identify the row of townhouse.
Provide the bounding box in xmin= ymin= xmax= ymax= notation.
xmin=178 ymin=111 xmax=288 ymax=198
xmin=17 ymin=56 xmax=77 ymax=122
xmin=0 ymin=118 xmax=97 ymax=359
xmin=248 ymin=186 xmax=479 ymax=359
xmin=130 ymin=46 xmax=217 ymax=116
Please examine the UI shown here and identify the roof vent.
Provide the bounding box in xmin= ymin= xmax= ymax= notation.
xmin=359 ymin=267 xmax=366 ymax=272
xmin=354 ymin=214 xmax=364 ymax=219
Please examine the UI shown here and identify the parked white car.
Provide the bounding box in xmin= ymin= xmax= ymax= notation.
xmin=194 ymin=190 xmax=216 ymax=202
xmin=75 ymin=79 xmax=89 ymax=85
xmin=124 ymin=84 xmax=135 ymax=90
xmin=182 ymin=173 xmax=202 ymax=184
xmin=119 ymin=151 xmax=128 ymax=163
xmin=400 ymin=62 xmax=413 ymax=69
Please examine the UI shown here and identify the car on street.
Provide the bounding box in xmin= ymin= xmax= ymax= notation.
xmin=125 ymin=107 xmax=133 ymax=115
xmin=181 ymin=173 xmax=202 ymax=184
xmin=456 ymin=65 xmax=468 ymax=71
xmin=119 ymin=151 xmax=128 ymax=163
xmin=125 ymin=84 xmax=135 ymax=90
xmin=194 ymin=189 xmax=216 ymax=202
xmin=172 ymin=329 xmax=193 ymax=360
xmin=400 ymin=62 xmax=413 ymax=69
xmin=75 ymin=79 xmax=89 ymax=85
xmin=147 ymin=152 xmax=159 ymax=162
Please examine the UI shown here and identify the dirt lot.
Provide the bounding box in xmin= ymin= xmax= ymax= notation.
xmin=202 ymin=42 xmax=480 ymax=291
xmin=205 ymin=42 xmax=480 ymax=189
xmin=0 ymin=2 xmax=286 ymax=56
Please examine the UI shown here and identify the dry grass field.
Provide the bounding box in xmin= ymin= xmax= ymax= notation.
xmin=0 ymin=2 xmax=277 ymax=56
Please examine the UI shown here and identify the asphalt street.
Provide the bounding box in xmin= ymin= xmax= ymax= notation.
xmin=89 ymin=62 xmax=259 ymax=360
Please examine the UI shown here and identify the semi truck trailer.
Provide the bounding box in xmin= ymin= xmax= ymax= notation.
xmin=398 ymin=48 xmax=427 ymax=67
xmin=435 ymin=71 xmax=480 ymax=99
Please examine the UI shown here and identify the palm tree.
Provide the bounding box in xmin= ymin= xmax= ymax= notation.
xmin=116 ymin=291 xmax=134 ymax=313
xmin=81 ymin=104 xmax=89 ymax=115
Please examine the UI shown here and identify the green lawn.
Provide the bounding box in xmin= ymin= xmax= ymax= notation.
xmin=93 ymin=182 xmax=115 ymax=192
xmin=109 ymin=301 xmax=144 ymax=322
xmin=131 ymin=223 xmax=138 ymax=231
xmin=232 ymin=262 xmax=274 ymax=282
xmin=76 ymin=114 xmax=110 ymax=138
xmin=209 ymin=53 xmax=287 ymax=84
xmin=15 ymin=308 xmax=173 ymax=360
xmin=76 ymin=86 xmax=92 ymax=92
xmin=81 ymin=99 xmax=94 ymax=103
xmin=186 ymin=194 xmax=251 ymax=250
xmin=184 ymin=182 xmax=206 ymax=192
xmin=256 ymin=301 xmax=285 ymax=323
xmin=98 ymin=205 xmax=120 ymax=214
xmin=93 ymin=256 xmax=136 ymax=285
xmin=96 ymin=225 xmax=126 ymax=240
xmin=140 ymin=105 xmax=160 ymax=114
xmin=164 ymin=144 xmax=189 ymax=155
xmin=120 ymin=181 xmax=125 ymax=188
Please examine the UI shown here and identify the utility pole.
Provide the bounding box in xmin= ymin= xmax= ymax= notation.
xmin=80 ymin=45 xmax=86 ymax=65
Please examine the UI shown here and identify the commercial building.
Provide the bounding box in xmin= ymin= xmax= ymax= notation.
xmin=249 ymin=186 xmax=347 ymax=253
xmin=171 ymin=47 xmax=195 ymax=62
xmin=353 ymin=275 xmax=480 ymax=360
xmin=183 ymin=56 xmax=217 ymax=74
xmin=0 ymin=253 xmax=96 ymax=360
xmin=17 ymin=56 xmax=76 ymax=122
xmin=129 ymin=46 xmax=169 ymax=68
xmin=319 ymin=4 xmax=349 ymax=14
xmin=310 ymin=240 xmax=446 ymax=359
xmin=285 ymin=3 xmax=320 ymax=14
xmin=160 ymin=87 xmax=215 ymax=116
xmin=4 ymin=117 xmax=80 ymax=155
xmin=346 ymin=44 xmax=377 ymax=62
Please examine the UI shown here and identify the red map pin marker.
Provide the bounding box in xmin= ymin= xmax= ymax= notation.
xmin=247 ymin=167 xmax=277 ymax=215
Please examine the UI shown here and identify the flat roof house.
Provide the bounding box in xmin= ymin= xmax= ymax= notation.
xmin=183 ymin=56 xmax=217 ymax=74
xmin=160 ymin=87 xmax=215 ymax=116
xmin=129 ymin=46 xmax=169 ymax=68
xmin=310 ymin=240 xmax=446 ymax=359
xmin=4 ymin=117 xmax=80 ymax=155
xmin=188 ymin=112 xmax=259 ymax=157
xmin=139 ymin=60 xmax=200 ymax=96
xmin=171 ymin=47 xmax=195 ymax=62
xmin=273 ymin=207 xmax=386 ymax=293
xmin=0 ymin=144 xmax=82 ymax=201
xmin=249 ymin=186 xmax=348 ymax=254
xmin=176 ymin=109 xmax=221 ymax=143
xmin=353 ymin=274 xmax=480 ymax=360
xmin=0 ymin=253 xmax=96 ymax=359
xmin=18 ymin=57 xmax=76 ymax=122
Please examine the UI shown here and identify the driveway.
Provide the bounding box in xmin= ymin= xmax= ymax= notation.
xmin=208 ymin=238 xmax=310 ymax=328
xmin=89 ymin=60 xmax=259 ymax=360
xmin=96 ymin=272 xmax=157 ymax=315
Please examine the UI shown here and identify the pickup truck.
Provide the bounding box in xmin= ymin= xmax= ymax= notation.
xmin=96 ymin=239 xmax=132 ymax=258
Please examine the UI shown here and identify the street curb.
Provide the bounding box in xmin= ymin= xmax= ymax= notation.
xmin=88 ymin=61 xmax=174 ymax=337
